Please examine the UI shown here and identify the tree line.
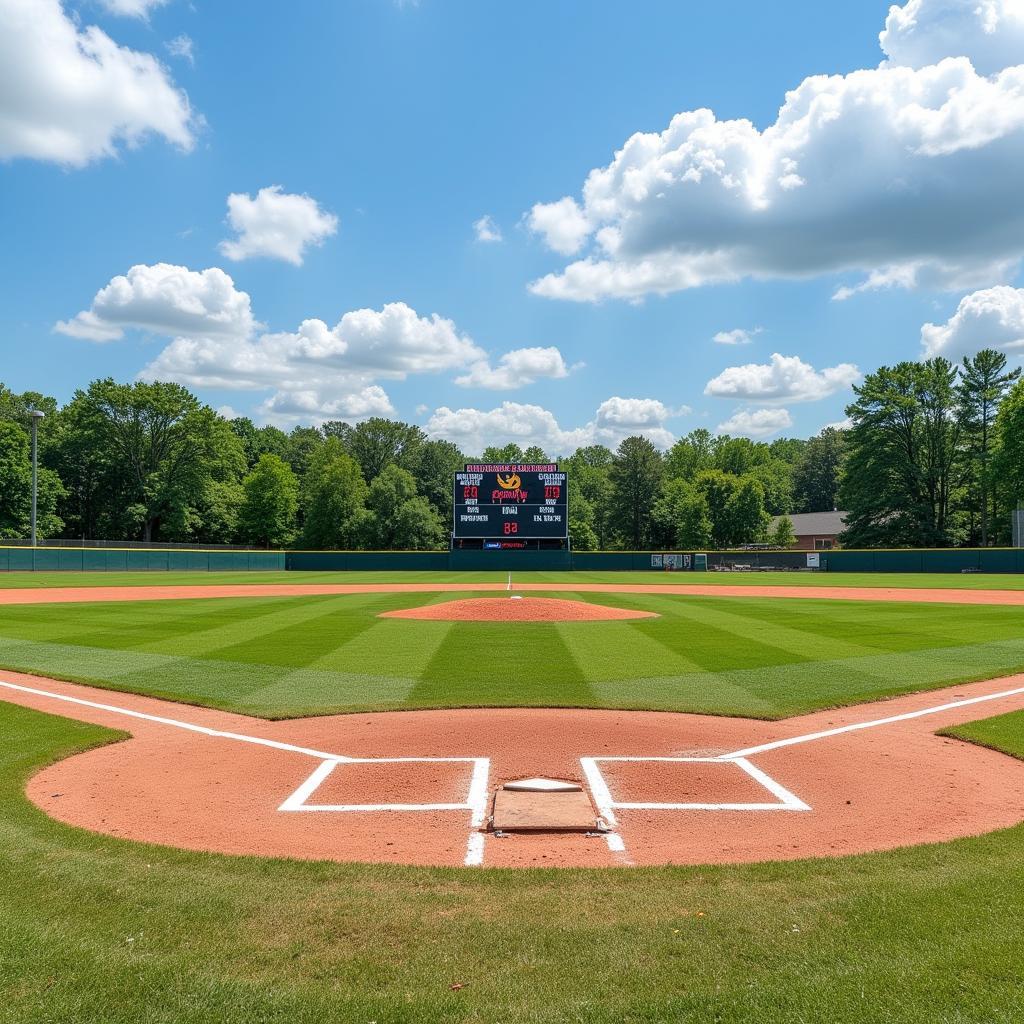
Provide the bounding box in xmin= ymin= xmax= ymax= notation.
xmin=0 ymin=350 xmax=1021 ymax=550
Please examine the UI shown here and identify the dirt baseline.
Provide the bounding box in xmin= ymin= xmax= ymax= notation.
xmin=379 ymin=597 xmax=659 ymax=622
xmin=2 ymin=670 xmax=1024 ymax=869
xmin=4 ymin=581 xmax=1024 ymax=607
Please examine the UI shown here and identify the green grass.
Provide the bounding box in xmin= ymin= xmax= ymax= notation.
xmin=3 ymin=591 xmax=1024 ymax=718
xmin=4 ymin=568 xmax=1024 ymax=589
xmin=4 ymin=700 xmax=1024 ymax=1022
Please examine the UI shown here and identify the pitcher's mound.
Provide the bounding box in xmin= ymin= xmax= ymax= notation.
xmin=379 ymin=597 xmax=658 ymax=622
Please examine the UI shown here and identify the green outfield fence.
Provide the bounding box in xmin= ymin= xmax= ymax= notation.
xmin=4 ymin=545 xmax=1024 ymax=574
xmin=0 ymin=546 xmax=285 ymax=572
xmin=284 ymin=548 xmax=1024 ymax=572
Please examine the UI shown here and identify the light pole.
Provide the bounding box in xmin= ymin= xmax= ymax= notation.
xmin=29 ymin=410 xmax=45 ymax=547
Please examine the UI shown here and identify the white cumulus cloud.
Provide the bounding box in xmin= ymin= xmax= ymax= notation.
xmin=920 ymin=285 xmax=1024 ymax=359
xmin=0 ymin=0 xmax=195 ymax=166
xmin=527 ymin=0 xmax=1024 ymax=302
xmin=426 ymin=396 xmax=683 ymax=453
xmin=473 ymin=215 xmax=503 ymax=243
xmin=713 ymin=327 xmax=762 ymax=345
xmin=716 ymin=408 xmax=794 ymax=439
xmin=54 ymin=263 xmax=257 ymax=343
xmin=704 ymin=353 xmax=861 ymax=403
xmin=526 ymin=197 xmax=592 ymax=256
xmin=219 ymin=186 xmax=339 ymax=265
xmin=455 ymin=347 xmax=573 ymax=389
xmin=258 ymin=386 xmax=396 ymax=427
xmin=54 ymin=263 xmax=500 ymax=423
xmin=881 ymin=0 xmax=1024 ymax=75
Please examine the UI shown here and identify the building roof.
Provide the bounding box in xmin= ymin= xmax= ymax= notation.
xmin=771 ymin=511 xmax=848 ymax=536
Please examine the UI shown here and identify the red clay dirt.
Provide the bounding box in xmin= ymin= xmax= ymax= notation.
xmin=379 ymin=596 xmax=658 ymax=622
xmin=4 ymin=581 xmax=1024 ymax=606
xmin=3 ymin=669 xmax=1024 ymax=869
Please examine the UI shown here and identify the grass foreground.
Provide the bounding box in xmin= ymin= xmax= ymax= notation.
xmin=2 ymin=590 xmax=1024 ymax=718
xmin=1 ymin=700 xmax=1023 ymax=1023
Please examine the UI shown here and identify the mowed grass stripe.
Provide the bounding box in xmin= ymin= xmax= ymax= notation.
xmin=730 ymin=596 xmax=1007 ymax=652
xmin=203 ymin=594 xmax=406 ymax=667
xmin=628 ymin=598 xmax=817 ymax=672
xmin=303 ymin=617 xmax=454 ymax=677
xmin=135 ymin=595 xmax=382 ymax=658
xmin=0 ymin=635 xmax=418 ymax=716
xmin=590 ymin=637 xmax=1024 ymax=716
xmin=411 ymin=621 xmax=595 ymax=707
xmin=4 ymin=592 xmax=1024 ymax=717
xmin=553 ymin=620 xmax=705 ymax=679
xmin=648 ymin=597 xmax=881 ymax=665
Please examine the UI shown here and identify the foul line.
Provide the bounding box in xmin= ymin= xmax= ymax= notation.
xmin=0 ymin=678 xmax=492 ymax=867
xmin=0 ymin=680 xmax=347 ymax=761
xmin=722 ymin=684 xmax=1024 ymax=760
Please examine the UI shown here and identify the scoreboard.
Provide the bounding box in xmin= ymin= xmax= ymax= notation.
xmin=453 ymin=463 xmax=568 ymax=540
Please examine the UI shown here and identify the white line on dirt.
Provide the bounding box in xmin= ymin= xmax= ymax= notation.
xmin=465 ymin=831 xmax=487 ymax=866
xmin=278 ymin=758 xmax=342 ymax=809
xmin=0 ymin=679 xmax=493 ymax=868
xmin=580 ymin=756 xmax=618 ymax=827
xmin=722 ymin=684 xmax=1024 ymax=760
xmin=0 ymin=680 xmax=348 ymax=761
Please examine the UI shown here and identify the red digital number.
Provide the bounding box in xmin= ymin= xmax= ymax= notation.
xmin=504 ymin=522 xmax=518 ymax=535
xmin=463 ymin=485 xmax=478 ymax=499
xmin=545 ymin=486 xmax=561 ymax=499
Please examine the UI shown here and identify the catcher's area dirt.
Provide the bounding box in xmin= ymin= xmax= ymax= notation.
xmin=3 ymin=669 xmax=1024 ymax=869
xmin=379 ymin=597 xmax=658 ymax=621
xmin=4 ymin=581 xmax=1024 ymax=606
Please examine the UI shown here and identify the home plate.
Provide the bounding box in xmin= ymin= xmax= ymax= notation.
xmin=492 ymin=777 xmax=598 ymax=832
xmin=503 ymin=777 xmax=582 ymax=792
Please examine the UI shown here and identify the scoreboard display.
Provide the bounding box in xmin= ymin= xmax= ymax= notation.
xmin=453 ymin=463 xmax=568 ymax=539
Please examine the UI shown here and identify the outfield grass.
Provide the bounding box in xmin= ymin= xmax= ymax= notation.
xmin=2 ymin=591 xmax=1024 ymax=718
xmin=3 ymin=700 xmax=1024 ymax=1023
xmin=4 ymin=568 xmax=1024 ymax=589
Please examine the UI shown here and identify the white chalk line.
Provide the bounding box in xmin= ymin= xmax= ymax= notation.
xmin=0 ymin=680 xmax=347 ymax=761
xmin=721 ymin=683 xmax=1024 ymax=759
xmin=581 ymin=755 xmax=809 ymax=819
xmin=0 ymin=679 xmax=491 ymax=867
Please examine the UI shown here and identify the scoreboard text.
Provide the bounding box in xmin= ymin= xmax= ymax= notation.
xmin=453 ymin=463 xmax=568 ymax=539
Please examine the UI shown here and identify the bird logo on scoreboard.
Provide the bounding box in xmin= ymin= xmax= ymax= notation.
xmin=496 ymin=472 xmax=521 ymax=490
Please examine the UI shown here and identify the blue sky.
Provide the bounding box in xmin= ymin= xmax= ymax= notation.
xmin=2 ymin=0 xmax=1024 ymax=453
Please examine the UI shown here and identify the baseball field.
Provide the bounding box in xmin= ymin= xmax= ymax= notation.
xmin=3 ymin=570 xmax=1024 ymax=1022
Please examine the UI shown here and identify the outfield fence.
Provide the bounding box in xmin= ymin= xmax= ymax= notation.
xmin=0 ymin=546 xmax=285 ymax=572
xmin=4 ymin=545 xmax=1024 ymax=574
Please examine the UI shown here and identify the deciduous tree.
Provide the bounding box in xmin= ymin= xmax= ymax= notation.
xmin=238 ymin=455 xmax=298 ymax=547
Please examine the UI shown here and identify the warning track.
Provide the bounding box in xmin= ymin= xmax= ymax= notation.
xmin=2 ymin=670 xmax=1024 ymax=869
xmin=4 ymin=581 xmax=1024 ymax=606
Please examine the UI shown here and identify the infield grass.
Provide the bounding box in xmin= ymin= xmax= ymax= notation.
xmin=2 ymin=700 xmax=1024 ymax=1023
xmin=1 ymin=591 xmax=1024 ymax=718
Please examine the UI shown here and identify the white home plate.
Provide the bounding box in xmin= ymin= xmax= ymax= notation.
xmin=503 ymin=777 xmax=583 ymax=792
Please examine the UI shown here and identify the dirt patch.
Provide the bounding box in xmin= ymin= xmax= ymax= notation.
xmin=379 ymin=597 xmax=658 ymax=622
xmin=3 ymin=670 xmax=1024 ymax=869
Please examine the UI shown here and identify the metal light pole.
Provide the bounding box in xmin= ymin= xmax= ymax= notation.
xmin=29 ymin=410 xmax=45 ymax=547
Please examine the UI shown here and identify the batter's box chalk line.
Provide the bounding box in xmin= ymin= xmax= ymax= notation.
xmin=279 ymin=756 xmax=491 ymax=820
xmin=580 ymin=755 xmax=811 ymax=828
xmin=279 ymin=756 xmax=492 ymax=867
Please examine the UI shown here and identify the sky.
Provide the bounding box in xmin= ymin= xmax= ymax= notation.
xmin=2 ymin=0 xmax=1024 ymax=454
